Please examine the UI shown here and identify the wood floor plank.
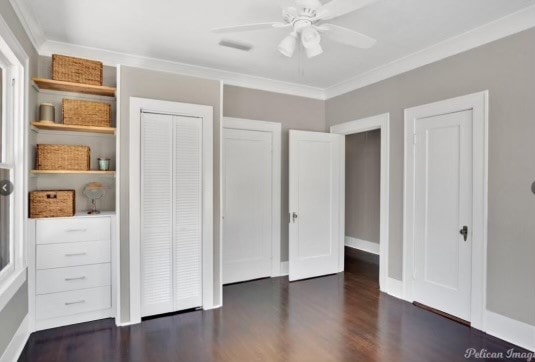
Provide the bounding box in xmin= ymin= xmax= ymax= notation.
xmin=18 ymin=249 xmax=529 ymax=361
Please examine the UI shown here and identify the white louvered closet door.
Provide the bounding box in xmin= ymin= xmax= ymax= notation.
xmin=141 ymin=113 xmax=174 ymax=317
xmin=173 ymin=116 xmax=203 ymax=310
xmin=141 ymin=113 xmax=203 ymax=317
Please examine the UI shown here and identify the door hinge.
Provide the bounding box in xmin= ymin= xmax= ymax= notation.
xmin=11 ymin=78 xmax=15 ymax=87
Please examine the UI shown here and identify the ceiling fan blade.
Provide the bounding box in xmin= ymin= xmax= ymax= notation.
xmin=211 ymin=22 xmax=287 ymax=34
xmin=316 ymin=0 xmax=377 ymax=20
xmin=320 ymin=24 xmax=376 ymax=48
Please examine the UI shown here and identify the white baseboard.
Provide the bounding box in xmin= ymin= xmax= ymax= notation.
xmin=345 ymin=236 xmax=380 ymax=255
xmin=381 ymin=277 xmax=405 ymax=300
xmin=0 ymin=314 xmax=30 ymax=362
xmin=279 ymin=262 xmax=289 ymax=276
xmin=485 ymin=310 xmax=535 ymax=352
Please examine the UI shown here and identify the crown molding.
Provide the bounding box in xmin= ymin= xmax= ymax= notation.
xmin=8 ymin=0 xmax=535 ymax=100
xmin=325 ymin=5 xmax=535 ymax=99
xmin=9 ymin=0 xmax=46 ymax=51
xmin=40 ymin=40 xmax=327 ymax=100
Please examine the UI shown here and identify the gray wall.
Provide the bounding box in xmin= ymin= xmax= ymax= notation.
xmin=345 ymin=130 xmax=380 ymax=244
xmin=326 ymin=28 xmax=535 ymax=326
xmin=0 ymin=0 xmax=38 ymax=357
xmin=119 ymin=65 xmax=221 ymax=322
xmin=223 ymin=85 xmax=326 ymax=261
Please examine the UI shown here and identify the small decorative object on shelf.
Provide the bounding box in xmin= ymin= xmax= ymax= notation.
xmin=29 ymin=190 xmax=75 ymax=218
xmin=98 ymin=158 xmax=111 ymax=171
xmin=38 ymin=103 xmax=55 ymax=124
xmin=83 ymin=182 xmax=105 ymax=215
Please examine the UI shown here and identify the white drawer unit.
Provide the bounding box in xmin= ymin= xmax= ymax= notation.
xmin=36 ymin=264 xmax=111 ymax=295
xmin=36 ymin=217 xmax=111 ymax=245
xmin=36 ymin=286 xmax=111 ymax=320
xmin=36 ymin=240 xmax=110 ymax=269
xmin=29 ymin=214 xmax=116 ymax=331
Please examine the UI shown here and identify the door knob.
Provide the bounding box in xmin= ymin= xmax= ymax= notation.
xmin=291 ymin=212 xmax=298 ymax=223
xmin=460 ymin=226 xmax=468 ymax=241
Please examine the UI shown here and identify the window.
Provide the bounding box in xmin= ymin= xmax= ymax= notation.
xmin=0 ymin=28 xmax=25 ymax=291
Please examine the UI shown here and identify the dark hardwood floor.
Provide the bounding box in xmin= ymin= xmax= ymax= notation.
xmin=19 ymin=248 xmax=528 ymax=361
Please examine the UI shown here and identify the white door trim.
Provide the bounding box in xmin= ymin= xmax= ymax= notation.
xmin=129 ymin=97 xmax=214 ymax=324
xmin=223 ymin=117 xmax=282 ymax=277
xmin=403 ymin=91 xmax=489 ymax=330
xmin=330 ymin=113 xmax=390 ymax=292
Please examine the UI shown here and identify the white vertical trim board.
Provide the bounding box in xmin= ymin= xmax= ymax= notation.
xmin=330 ymin=113 xmax=390 ymax=294
xmin=217 ymin=81 xmax=224 ymax=308
xmin=385 ymin=278 xmax=404 ymax=300
xmin=279 ymin=262 xmax=289 ymax=277
xmin=485 ymin=310 xmax=535 ymax=352
xmin=403 ymin=91 xmax=488 ymax=331
xmin=129 ymin=97 xmax=215 ymax=324
xmin=114 ymin=65 xmax=122 ymax=326
xmin=222 ymin=117 xmax=283 ymax=278
xmin=344 ymin=236 xmax=380 ymax=255
xmin=0 ymin=314 xmax=29 ymax=362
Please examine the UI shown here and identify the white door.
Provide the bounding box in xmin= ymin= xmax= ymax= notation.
xmin=223 ymin=128 xmax=273 ymax=284
xmin=141 ymin=112 xmax=203 ymax=317
xmin=412 ymin=110 xmax=473 ymax=321
xmin=289 ymin=130 xmax=344 ymax=281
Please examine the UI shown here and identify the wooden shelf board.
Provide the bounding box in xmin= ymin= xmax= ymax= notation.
xmin=32 ymin=78 xmax=116 ymax=97
xmin=31 ymin=170 xmax=115 ymax=176
xmin=31 ymin=121 xmax=116 ymax=135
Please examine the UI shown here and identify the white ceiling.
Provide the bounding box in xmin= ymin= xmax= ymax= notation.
xmin=19 ymin=0 xmax=535 ymax=89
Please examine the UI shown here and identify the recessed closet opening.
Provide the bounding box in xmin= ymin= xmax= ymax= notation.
xmin=345 ymin=130 xmax=381 ymax=280
xmin=128 ymin=97 xmax=214 ymax=323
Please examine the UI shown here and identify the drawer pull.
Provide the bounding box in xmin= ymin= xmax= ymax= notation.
xmin=65 ymin=276 xmax=86 ymax=281
xmin=66 ymin=228 xmax=88 ymax=232
xmin=64 ymin=300 xmax=85 ymax=306
xmin=65 ymin=252 xmax=87 ymax=257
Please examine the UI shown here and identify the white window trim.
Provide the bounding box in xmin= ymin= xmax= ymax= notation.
xmin=0 ymin=13 xmax=29 ymax=309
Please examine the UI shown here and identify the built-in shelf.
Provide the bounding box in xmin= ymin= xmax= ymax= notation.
xmin=32 ymin=78 xmax=116 ymax=97
xmin=31 ymin=121 xmax=116 ymax=135
xmin=31 ymin=170 xmax=116 ymax=176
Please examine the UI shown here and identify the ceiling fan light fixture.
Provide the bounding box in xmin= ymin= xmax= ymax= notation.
xmin=305 ymin=43 xmax=323 ymax=58
xmin=301 ymin=27 xmax=321 ymax=48
xmin=278 ymin=32 xmax=297 ymax=57
xmin=301 ymin=27 xmax=323 ymax=58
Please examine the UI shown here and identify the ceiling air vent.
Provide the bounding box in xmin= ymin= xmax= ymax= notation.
xmin=218 ymin=40 xmax=253 ymax=52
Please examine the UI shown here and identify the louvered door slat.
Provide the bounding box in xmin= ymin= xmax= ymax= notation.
xmin=141 ymin=113 xmax=174 ymax=317
xmin=173 ymin=116 xmax=203 ymax=310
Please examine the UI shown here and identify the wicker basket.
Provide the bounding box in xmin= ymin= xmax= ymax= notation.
xmin=52 ymin=54 xmax=103 ymax=86
xmin=63 ymin=99 xmax=112 ymax=127
xmin=36 ymin=144 xmax=90 ymax=171
xmin=30 ymin=190 xmax=75 ymax=218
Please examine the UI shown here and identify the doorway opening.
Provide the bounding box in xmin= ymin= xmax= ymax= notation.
xmin=330 ymin=113 xmax=390 ymax=291
xmin=344 ymin=130 xmax=381 ymax=280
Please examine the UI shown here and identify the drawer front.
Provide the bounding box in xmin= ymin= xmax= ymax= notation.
xmin=36 ymin=286 xmax=111 ymax=320
xmin=36 ymin=217 xmax=111 ymax=244
xmin=36 ymin=264 xmax=111 ymax=295
xmin=37 ymin=240 xmax=110 ymax=269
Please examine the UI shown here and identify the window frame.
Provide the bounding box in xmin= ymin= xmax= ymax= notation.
xmin=0 ymin=15 xmax=28 ymax=310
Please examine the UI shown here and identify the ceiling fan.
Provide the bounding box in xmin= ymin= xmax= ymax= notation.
xmin=212 ymin=0 xmax=378 ymax=59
